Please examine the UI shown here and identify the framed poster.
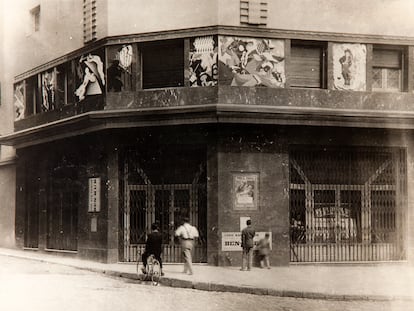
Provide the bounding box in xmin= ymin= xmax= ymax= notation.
xmin=233 ymin=173 xmax=258 ymax=210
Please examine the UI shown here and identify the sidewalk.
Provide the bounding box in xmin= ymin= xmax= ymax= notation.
xmin=1 ymin=247 xmax=413 ymax=301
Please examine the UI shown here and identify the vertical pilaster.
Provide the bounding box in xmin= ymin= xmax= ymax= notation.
xmin=327 ymin=42 xmax=334 ymax=90
xmin=184 ymin=38 xmax=191 ymax=87
xmin=366 ymin=44 xmax=373 ymax=92
xmin=407 ymin=46 xmax=414 ymax=93
xmin=106 ymin=144 xmax=119 ymax=263
xmin=284 ymin=39 xmax=291 ymax=88
xmin=207 ymin=128 xmax=219 ymax=265
xmin=14 ymin=153 xmax=26 ymax=248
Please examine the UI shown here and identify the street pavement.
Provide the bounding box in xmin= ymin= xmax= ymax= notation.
xmin=0 ymin=247 xmax=413 ymax=301
xmin=2 ymin=255 xmax=412 ymax=311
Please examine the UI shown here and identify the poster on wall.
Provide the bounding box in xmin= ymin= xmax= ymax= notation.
xmin=14 ymin=82 xmax=25 ymax=121
xmin=233 ymin=173 xmax=259 ymax=210
xmin=218 ymin=36 xmax=285 ymax=87
xmin=189 ymin=36 xmax=218 ymax=87
xmin=222 ymin=231 xmax=272 ymax=251
xmin=333 ymin=43 xmax=366 ymax=91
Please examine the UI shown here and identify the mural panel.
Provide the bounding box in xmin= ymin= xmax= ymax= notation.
xmin=333 ymin=43 xmax=366 ymax=91
xmin=41 ymin=69 xmax=56 ymax=111
xmin=75 ymin=54 xmax=105 ymax=101
xmin=219 ymin=36 xmax=285 ymax=87
xmin=14 ymin=82 xmax=25 ymax=121
xmin=189 ymin=36 xmax=218 ymax=87
xmin=107 ymin=44 xmax=135 ymax=92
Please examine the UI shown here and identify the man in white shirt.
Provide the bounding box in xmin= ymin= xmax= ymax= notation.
xmin=175 ymin=217 xmax=199 ymax=275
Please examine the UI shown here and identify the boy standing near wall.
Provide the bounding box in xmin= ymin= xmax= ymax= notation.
xmin=258 ymin=233 xmax=271 ymax=269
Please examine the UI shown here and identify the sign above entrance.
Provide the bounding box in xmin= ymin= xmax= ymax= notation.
xmin=88 ymin=177 xmax=101 ymax=212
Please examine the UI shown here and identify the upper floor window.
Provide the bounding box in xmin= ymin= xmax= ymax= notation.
xmin=141 ymin=40 xmax=184 ymax=89
xmin=30 ymin=5 xmax=40 ymax=32
xmin=290 ymin=41 xmax=327 ymax=89
xmin=372 ymin=47 xmax=405 ymax=92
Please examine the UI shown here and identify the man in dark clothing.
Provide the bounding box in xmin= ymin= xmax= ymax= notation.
xmin=142 ymin=223 xmax=164 ymax=276
xmin=240 ymin=219 xmax=255 ymax=271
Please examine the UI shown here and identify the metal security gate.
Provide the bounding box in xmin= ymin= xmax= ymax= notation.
xmin=290 ymin=147 xmax=406 ymax=262
xmin=120 ymin=148 xmax=207 ymax=263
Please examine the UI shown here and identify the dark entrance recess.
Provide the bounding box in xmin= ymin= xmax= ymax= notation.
xmin=290 ymin=146 xmax=407 ymax=262
xmin=120 ymin=144 xmax=207 ymax=263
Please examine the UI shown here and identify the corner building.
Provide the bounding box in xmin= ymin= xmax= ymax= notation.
xmin=2 ymin=0 xmax=414 ymax=266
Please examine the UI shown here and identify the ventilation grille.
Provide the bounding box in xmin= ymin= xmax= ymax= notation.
xmin=83 ymin=0 xmax=97 ymax=43
xmin=240 ymin=0 xmax=267 ymax=26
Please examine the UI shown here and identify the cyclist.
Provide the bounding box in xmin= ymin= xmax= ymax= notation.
xmin=141 ymin=222 xmax=164 ymax=276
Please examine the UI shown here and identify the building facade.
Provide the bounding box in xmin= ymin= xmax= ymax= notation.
xmin=1 ymin=0 xmax=414 ymax=265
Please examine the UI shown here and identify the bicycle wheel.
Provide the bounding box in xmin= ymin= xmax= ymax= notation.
xmin=151 ymin=260 xmax=161 ymax=285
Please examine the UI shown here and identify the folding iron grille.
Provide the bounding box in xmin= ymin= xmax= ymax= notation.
xmin=289 ymin=147 xmax=407 ymax=262
xmin=120 ymin=149 xmax=207 ymax=263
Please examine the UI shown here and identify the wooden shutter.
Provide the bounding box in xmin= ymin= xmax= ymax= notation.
xmin=290 ymin=46 xmax=322 ymax=88
xmin=373 ymin=49 xmax=401 ymax=69
xmin=142 ymin=41 xmax=184 ymax=89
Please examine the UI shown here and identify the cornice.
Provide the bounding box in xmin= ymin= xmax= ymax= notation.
xmin=3 ymin=105 xmax=414 ymax=149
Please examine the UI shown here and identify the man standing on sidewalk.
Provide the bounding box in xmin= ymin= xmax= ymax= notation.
xmin=240 ymin=219 xmax=255 ymax=271
xmin=175 ymin=217 xmax=199 ymax=275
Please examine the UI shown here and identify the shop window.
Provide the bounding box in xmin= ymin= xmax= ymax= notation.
xmin=141 ymin=40 xmax=184 ymax=89
xmin=372 ymin=48 xmax=404 ymax=92
xmin=290 ymin=41 xmax=327 ymax=88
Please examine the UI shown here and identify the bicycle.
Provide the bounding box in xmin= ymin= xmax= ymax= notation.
xmin=137 ymin=252 xmax=162 ymax=286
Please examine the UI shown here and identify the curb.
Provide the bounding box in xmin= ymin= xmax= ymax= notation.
xmin=1 ymin=252 xmax=412 ymax=302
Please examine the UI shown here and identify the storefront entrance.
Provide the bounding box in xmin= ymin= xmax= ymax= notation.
xmin=290 ymin=146 xmax=407 ymax=262
xmin=120 ymin=146 xmax=207 ymax=263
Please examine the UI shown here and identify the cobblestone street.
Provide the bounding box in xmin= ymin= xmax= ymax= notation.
xmin=0 ymin=256 xmax=412 ymax=311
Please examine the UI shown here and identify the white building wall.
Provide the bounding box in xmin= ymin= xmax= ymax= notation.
xmin=0 ymin=0 xmax=16 ymax=247
xmin=107 ymin=0 xmax=218 ymax=36
xmin=218 ymin=0 xmax=414 ymax=37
